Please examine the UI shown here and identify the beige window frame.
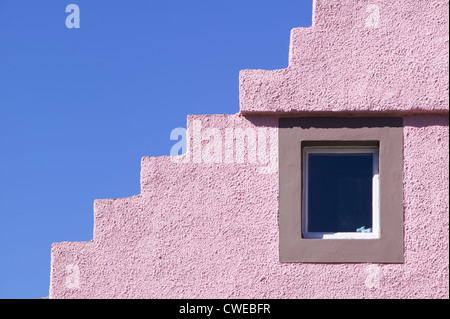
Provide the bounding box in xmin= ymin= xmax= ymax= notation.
xmin=278 ymin=117 xmax=404 ymax=263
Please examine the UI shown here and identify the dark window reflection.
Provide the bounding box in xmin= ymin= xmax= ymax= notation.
xmin=307 ymin=153 xmax=373 ymax=233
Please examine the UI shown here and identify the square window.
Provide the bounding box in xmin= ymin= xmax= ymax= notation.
xmin=302 ymin=146 xmax=379 ymax=239
xmin=279 ymin=117 xmax=404 ymax=263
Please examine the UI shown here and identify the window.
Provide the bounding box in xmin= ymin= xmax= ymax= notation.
xmin=279 ymin=117 xmax=404 ymax=263
xmin=302 ymin=146 xmax=379 ymax=239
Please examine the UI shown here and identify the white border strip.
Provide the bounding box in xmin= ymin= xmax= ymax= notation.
xmin=302 ymin=146 xmax=380 ymax=240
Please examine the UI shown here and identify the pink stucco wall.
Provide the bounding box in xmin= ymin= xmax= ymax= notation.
xmin=240 ymin=0 xmax=449 ymax=115
xmin=50 ymin=0 xmax=449 ymax=299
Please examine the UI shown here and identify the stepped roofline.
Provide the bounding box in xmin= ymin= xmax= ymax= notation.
xmin=239 ymin=0 xmax=449 ymax=115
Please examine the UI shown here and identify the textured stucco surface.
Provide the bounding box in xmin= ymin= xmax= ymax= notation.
xmin=50 ymin=114 xmax=449 ymax=299
xmin=239 ymin=0 xmax=449 ymax=114
xmin=50 ymin=0 xmax=449 ymax=299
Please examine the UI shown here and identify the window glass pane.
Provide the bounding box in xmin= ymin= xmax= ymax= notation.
xmin=307 ymin=153 xmax=373 ymax=233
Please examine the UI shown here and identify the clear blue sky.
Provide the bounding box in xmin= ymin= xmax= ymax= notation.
xmin=0 ymin=0 xmax=312 ymax=299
